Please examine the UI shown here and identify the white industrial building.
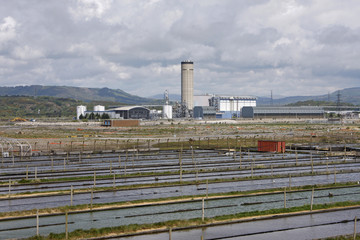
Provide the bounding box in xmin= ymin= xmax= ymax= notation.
xmin=210 ymin=96 xmax=257 ymax=119
xmin=76 ymin=105 xmax=87 ymax=120
xmin=193 ymin=95 xmax=257 ymax=119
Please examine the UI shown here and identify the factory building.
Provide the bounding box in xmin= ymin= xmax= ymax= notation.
xmin=110 ymin=106 xmax=150 ymax=119
xmin=209 ymin=96 xmax=257 ymax=119
xmin=181 ymin=61 xmax=194 ymax=110
xmin=193 ymin=106 xmax=217 ymax=119
xmin=78 ymin=105 xmax=150 ymax=120
xmin=241 ymin=106 xmax=325 ymax=119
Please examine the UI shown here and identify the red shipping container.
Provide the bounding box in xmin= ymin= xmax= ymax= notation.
xmin=258 ymin=140 xmax=285 ymax=153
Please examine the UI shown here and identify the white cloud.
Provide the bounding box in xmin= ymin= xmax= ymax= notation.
xmin=12 ymin=45 xmax=44 ymax=60
xmin=70 ymin=0 xmax=112 ymax=21
xmin=0 ymin=16 xmax=17 ymax=46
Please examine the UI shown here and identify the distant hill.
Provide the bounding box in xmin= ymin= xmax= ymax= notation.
xmin=149 ymin=93 xmax=181 ymax=102
xmin=0 ymin=85 xmax=161 ymax=105
xmin=0 ymin=96 xmax=83 ymax=118
xmin=286 ymin=100 xmax=354 ymax=107
xmin=257 ymin=87 xmax=360 ymax=106
xmin=0 ymin=96 xmax=130 ymax=118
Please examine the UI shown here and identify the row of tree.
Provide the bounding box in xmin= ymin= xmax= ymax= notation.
xmin=79 ymin=112 xmax=110 ymax=120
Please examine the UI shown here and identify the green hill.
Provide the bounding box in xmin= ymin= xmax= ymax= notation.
xmin=0 ymin=96 xmax=126 ymax=118
xmin=0 ymin=85 xmax=160 ymax=105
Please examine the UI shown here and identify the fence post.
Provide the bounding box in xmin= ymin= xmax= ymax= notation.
xmin=93 ymin=171 xmax=96 ymax=187
xmin=311 ymin=187 xmax=314 ymax=211
xmin=70 ymin=185 xmax=73 ymax=206
xmin=354 ymin=216 xmax=357 ymax=240
xmin=65 ymin=210 xmax=68 ymax=239
xmin=36 ymin=209 xmax=39 ymax=236
xmin=202 ymin=198 xmax=205 ymax=221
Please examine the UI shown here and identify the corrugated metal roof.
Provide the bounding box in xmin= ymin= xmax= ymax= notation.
xmin=215 ymin=96 xmax=257 ymax=100
xmin=109 ymin=106 xmax=149 ymax=111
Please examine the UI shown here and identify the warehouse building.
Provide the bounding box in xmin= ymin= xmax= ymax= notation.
xmin=241 ymin=106 xmax=325 ymax=119
xmin=193 ymin=106 xmax=217 ymax=119
xmin=209 ymin=96 xmax=257 ymax=119
xmin=80 ymin=105 xmax=150 ymax=120
xmin=110 ymin=106 xmax=150 ymax=119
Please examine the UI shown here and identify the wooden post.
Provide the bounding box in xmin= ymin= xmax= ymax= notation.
xmin=124 ymin=157 xmax=127 ymax=179
xmin=326 ymin=157 xmax=329 ymax=174
xmin=179 ymin=146 xmax=183 ymax=182
xmin=110 ymin=160 xmax=112 ymax=174
xmin=354 ymin=216 xmax=357 ymax=240
xmin=8 ymin=179 xmax=11 ymax=198
xmin=118 ymin=154 xmax=121 ymax=168
xmin=289 ymin=174 xmax=291 ymax=190
xmin=93 ymin=140 xmax=96 ymax=151
xmin=334 ymin=166 xmax=337 ymax=184
xmin=311 ymin=187 xmax=314 ymax=211
xmin=35 ymin=167 xmax=37 ymax=180
xmin=126 ymin=150 xmax=128 ymax=164
xmin=26 ymin=165 xmax=28 ymax=180
xmin=90 ymin=188 xmax=93 ymax=209
xmin=65 ymin=210 xmax=68 ymax=239
xmin=284 ymin=187 xmax=286 ymax=208
xmin=70 ymin=185 xmax=73 ymax=206
xmin=239 ymin=149 xmax=242 ymax=169
xmin=51 ymin=157 xmax=54 ymax=172
xmin=295 ymin=150 xmax=298 ymax=166
xmin=202 ymin=198 xmax=205 ymax=221
xmin=93 ymin=171 xmax=96 ymax=187
xmin=169 ymin=228 xmax=172 ymax=240
xmin=251 ymin=162 xmax=253 ymax=178
xmin=63 ymin=158 xmax=66 ymax=171
xmin=36 ymin=209 xmax=39 ymax=236
xmin=79 ymin=152 xmax=81 ymax=163
xmin=311 ymin=153 xmax=314 ymax=174
xmin=132 ymin=146 xmax=135 ymax=168
xmin=206 ymin=179 xmax=208 ymax=198
xmin=113 ymin=173 xmax=116 ymax=189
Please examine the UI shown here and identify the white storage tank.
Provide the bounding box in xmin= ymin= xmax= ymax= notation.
xmin=77 ymin=105 xmax=87 ymax=119
xmin=94 ymin=105 xmax=105 ymax=111
xmin=163 ymin=105 xmax=173 ymax=119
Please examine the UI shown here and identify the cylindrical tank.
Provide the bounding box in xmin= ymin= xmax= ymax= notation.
xmin=181 ymin=61 xmax=194 ymax=110
xmin=76 ymin=105 xmax=87 ymax=119
xmin=163 ymin=105 xmax=173 ymax=119
xmin=94 ymin=105 xmax=105 ymax=111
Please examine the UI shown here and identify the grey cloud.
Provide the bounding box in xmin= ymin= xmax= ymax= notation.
xmin=0 ymin=0 xmax=359 ymax=97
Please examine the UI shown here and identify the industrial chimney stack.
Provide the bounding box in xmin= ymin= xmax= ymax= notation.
xmin=181 ymin=61 xmax=194 ymax=111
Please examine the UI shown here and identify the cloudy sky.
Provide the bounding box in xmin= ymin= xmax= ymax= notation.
xmin=0 ymin=0 xmax=359 ymax=98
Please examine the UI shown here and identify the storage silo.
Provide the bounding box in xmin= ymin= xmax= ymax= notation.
xmin=181 ymin=61 xmax=194 ymax=110
xmin=163 ymin=105 xmax=173 ymax=119
xmin=94 ymin=105 xmax=105 ymax=111
xmin=77 ymin=105 xmax=87 ymax=119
